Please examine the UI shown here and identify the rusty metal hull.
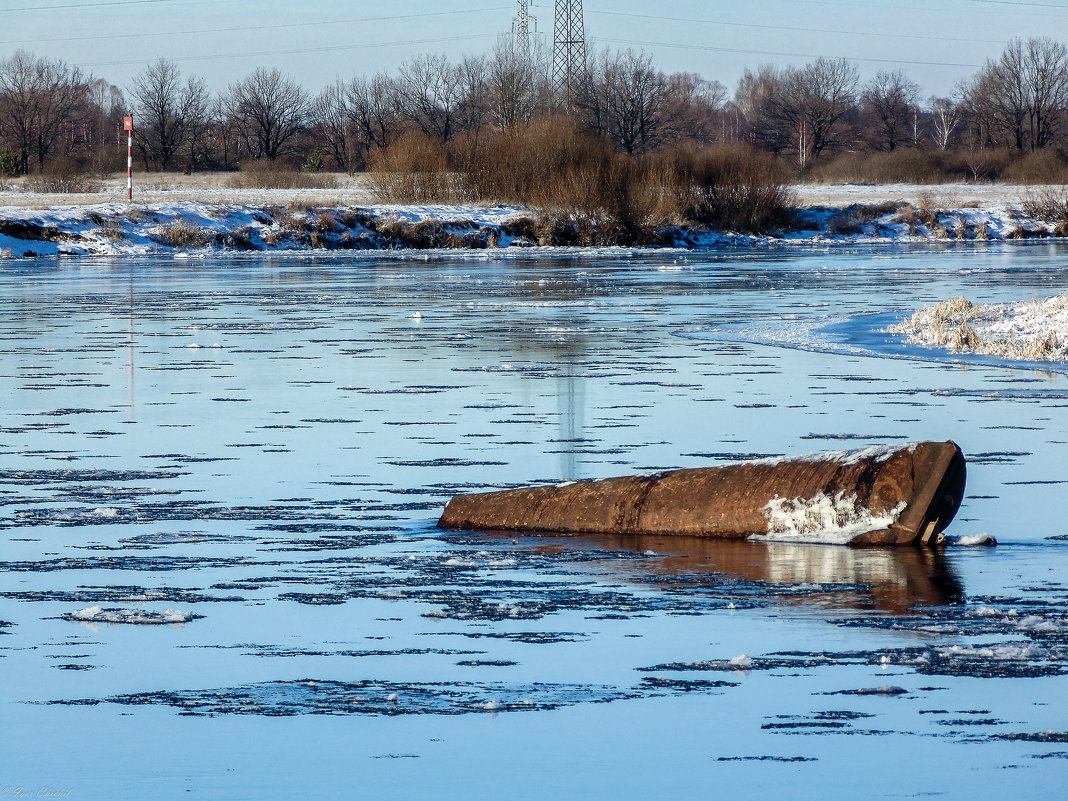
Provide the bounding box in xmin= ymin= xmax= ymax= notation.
xmin=437 ymin=441 xmax=966 ymax=546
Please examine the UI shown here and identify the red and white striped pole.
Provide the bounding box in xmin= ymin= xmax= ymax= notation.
xmin=123 ymin=114 xmax=133 ymax=201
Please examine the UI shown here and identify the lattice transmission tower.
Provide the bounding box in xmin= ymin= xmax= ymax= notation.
xmin=552 ymin=0 xmax=586 ymax=109
xmin=512 ymin=0 xmax=535 ymax=58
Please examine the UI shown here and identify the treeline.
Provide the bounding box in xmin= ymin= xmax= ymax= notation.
xmin=1 ymin=35 xmax=1067 ymax=185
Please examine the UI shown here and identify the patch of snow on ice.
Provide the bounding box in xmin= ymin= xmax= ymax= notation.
xmin=937 ymin=642 xmax=1047 ymax=661
xmin=887 ymin=293 xmax=1068 ymax=363
xmin=63 ymin=605 xmax=199 ymax=625
xmin=947 ymin=533 xmax=998 ymax=546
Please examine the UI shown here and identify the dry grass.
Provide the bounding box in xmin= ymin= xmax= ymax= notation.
xmin=808 ymin=147 xmax=1068 ymax=185
xmin=1021 ymin=186 xmax=1068 ymax=223
xmin=887 ymin=293 xmax=1068 ymax=362
xmin=150 ymin=219 xmax=214 ymax=248
xmin=25 ymin=170 xmax=100 ymax=194
xmin=226 ymin=161 xmax=338 ymax=190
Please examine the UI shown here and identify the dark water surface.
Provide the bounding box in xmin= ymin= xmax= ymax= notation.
xmin=2 ymin=244 xmax=1067 ymax=800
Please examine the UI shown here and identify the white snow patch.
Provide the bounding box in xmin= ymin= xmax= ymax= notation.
xmin=947 ymin=533 xmax=998 ymax=546
xmin=63 ymin=605 xmax=198 ymax=625
xmin=744 ymin=442 xmax=916 ymax=470
xmin=887 ymin=293 xmax=1068 ymax=363
xmin=754 ymin=491 xmax=905 ymax=545
xmin=938 ymin=642 xmax=1047 ymax=660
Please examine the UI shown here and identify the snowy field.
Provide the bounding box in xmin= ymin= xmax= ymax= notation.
xmin=0 ymin=172 xmax=1058 ymax=210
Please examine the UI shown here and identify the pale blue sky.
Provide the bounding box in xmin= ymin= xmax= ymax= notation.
xmin=2 ymin=0 xmax=1066 ymax=98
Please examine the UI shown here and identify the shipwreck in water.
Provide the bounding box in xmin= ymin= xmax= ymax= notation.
xmin=438 ymin=441 xmax=966 ymax=546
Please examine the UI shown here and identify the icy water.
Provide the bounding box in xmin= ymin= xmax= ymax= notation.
xmin=2 ymin=244 xmax=1067 ymax=800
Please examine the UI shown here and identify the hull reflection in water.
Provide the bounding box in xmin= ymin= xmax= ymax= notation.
xmin=439 ymin=441 xmax=967 ymax=546
xmin=533 ymin=534 xmax=964 ymax=612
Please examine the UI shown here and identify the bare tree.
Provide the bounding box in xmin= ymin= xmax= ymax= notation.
xmin=85 ymin=77 xmax=125 ymax=168
xmin=663 ymin=72 xmax=727 ymax=145
xmin=486 ymin=39 xmax=542 ymax=129
xmin=129 ymin=58 xmax=210 ymax=171
xmin=929 ymin=96 xmax=959 ymax=150
xmin=735 ymin=64 xmax=793 ymax=153
xmin=0 ymin=49 xmax=90 ymax=174
xmin=579 ymin=49 xmax=677 ymax=154
xmin=223 ymin=67 xmax=309 ymax=160
xmin=862 ymin=69 xmax=920 ymax=151
xmin=739 ymin=58 xmax=858 ymax=169
xmin=347 ymin=73 xmax=397 ymax=166
xmin=780 ymin=57 xmax=860 ymax=165
xmin=391 ymin=54 xmax=466 ymax=143
xmin=1022 ymin=37 xmax=1068 ymax=150
xmin=960 ymin=37 xmax=1068 ymax=151
xmin=312 ymin=79 xmax=354 ymax=172
xmin=456 ymin=54 xmax=490 ymax=136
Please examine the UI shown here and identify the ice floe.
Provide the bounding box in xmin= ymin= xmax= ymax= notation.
xmin=62 ymin=605 xmax=201 ymax=625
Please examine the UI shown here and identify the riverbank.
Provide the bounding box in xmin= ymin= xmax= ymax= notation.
xmin=1 ymin=178 xmax=1066 ymax=256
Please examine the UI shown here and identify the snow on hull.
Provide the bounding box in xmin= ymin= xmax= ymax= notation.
xmin=755 ymin=492 xmax=906 ymax=546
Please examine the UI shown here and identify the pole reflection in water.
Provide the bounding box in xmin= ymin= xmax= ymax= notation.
xmin=127 ymin=269 xmax=135 ymax=421
xmin=556 ymin=356 xmax=585 ymax=481
xmin=525 ymin=534 xmax=963 ymax=613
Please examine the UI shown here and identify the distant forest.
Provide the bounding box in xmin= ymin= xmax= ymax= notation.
xmin=1 ymin=35 xmax=1067 ymax=184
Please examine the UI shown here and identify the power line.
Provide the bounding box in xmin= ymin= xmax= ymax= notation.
xmin=598 ymin=37 xmax=983 ymax=69
xmin=768 ymin=0 xmax=1068 ymax=16
xmin=960 ymin=0 xmax=1068 ymax=7
xmin=80 ymin=33 xmax=500 ymax=69
xmin=1 ymin=0 xmax=177 ymax=12
xmin=587 ymin=10 xmax=1006 ymax=45
xmin=2 ymin=6 xmax=512 ymax=45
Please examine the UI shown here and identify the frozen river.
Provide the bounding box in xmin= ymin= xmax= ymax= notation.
xmin=2 ymin=243 xmax=1067 ymax=800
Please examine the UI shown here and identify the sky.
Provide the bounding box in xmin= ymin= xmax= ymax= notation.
xmin=2 ymin=0 xmax=1067 ymax=100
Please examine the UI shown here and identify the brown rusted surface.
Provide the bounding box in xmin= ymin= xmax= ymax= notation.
xmin=437 ymin=441 xmax=966 ymax=546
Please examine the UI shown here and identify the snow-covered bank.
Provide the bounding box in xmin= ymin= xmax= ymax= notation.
xmin=1 ymin=190 xmax=1066 ymax=257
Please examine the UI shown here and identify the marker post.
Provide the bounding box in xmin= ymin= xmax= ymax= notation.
xmin=124 ymin=115 xmax=133 ymax=202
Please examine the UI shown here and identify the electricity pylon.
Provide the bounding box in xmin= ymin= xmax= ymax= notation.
xmin=512 ymin=0 xmax=535 ymax=58
xmin=552 ymin=0 xmax=586 ymax=109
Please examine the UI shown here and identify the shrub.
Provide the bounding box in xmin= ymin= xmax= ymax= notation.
xmin=1002 ymin=149 xmax=1068 ymax=184
xmin=650 ymin=143 xmax=796 ymax=232
xmin=368 ymin=133 xmax=465 ymax=203
xmin=810 ymin=149 xmax=956 ymax=184
xmin=369 ymin=119 xmax=795 ymax=238
xmin=826 ymin=211 xmax=864 ymax=235
xmin=1021 ymin=186 xmax=1068 ymax=223
xmin=25 ymin=166 xmax=100 ymax=193
xmin=804 ymin=146 xmax=1068 ymax=184
xmin=150 ymin=219 xmax=214 ymax=247
xmin=0 ymin=143 xmax=17 ymax=178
